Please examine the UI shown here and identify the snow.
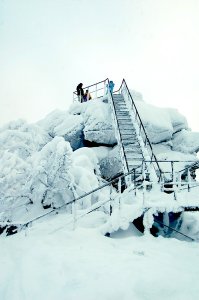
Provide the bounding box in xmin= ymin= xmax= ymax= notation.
xmin=135 ymin=101 xmax=188 ymax=143
xmin=0 ymin=119 xmax=50 ymax=159
xmin=69 ymin=100 xmax=117 ymax=145
xmin=92 ymin=145 xmax=122 ymax=179
xmin=38 ymin=110 xmax=84 ymax=150
xmin=1 ymin=85 xmax=199 ymax=299
xmin=173 ymin=129 xmax=199 ymax=153
xmin=0 ymin=216 xmax=199 ymax=300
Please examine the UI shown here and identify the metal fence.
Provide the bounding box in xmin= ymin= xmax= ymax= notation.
xmin=73 ymin=79 xmax=109 ymax=102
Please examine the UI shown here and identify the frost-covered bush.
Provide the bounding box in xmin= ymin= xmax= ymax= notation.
xmin=0 ymin=137 xmax=74 ymax=221
xmin=0 ymin=119 xmax=51 ymax=159
xmin=70 ymin=147 xmax=101 ymax=209
xmin=29 ymin=137 xmax=73 ymax=209
xmin=0 ymin=150 xmax=32 ymax=221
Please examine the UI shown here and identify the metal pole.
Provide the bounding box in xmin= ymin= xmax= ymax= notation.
xmin=118 ymin=177 xmax=121 ymax=211
xmin=110 ymin=185 xmax=113 ymax=215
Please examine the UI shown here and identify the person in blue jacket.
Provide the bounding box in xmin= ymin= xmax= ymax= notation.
xmin=107 ymin=80 xmax=115 ymax=94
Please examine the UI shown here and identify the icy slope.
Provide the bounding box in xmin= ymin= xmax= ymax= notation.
xmin=0 ymin=215 xmax=199 ymax=300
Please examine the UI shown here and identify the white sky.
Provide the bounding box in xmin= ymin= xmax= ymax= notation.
xmin=0 ymin=0 xmax=199 ymax=131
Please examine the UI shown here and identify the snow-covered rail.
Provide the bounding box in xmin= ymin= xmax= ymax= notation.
xmin=2 ymin=160 xmax=199 ymax=236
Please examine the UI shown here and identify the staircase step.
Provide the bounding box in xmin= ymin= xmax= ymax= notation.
xmin=117 ymin=118 xmax=131 ymax=122
xmin=125 ymin=149 xmax=143 ymax=155
xmin=124 ymin=146 xmax=141 ymax=151
xmin=116 ymin=111 xmax=129 ymax=115
xmin=125 ymin=154 xmax=143 ymax=160
xmin=114 ymin=106 xmax=127 ymax=109
xmin=123 ymin=143 xmax=141 ymax=148
xmin=115 ymin=107 xmax=127 ymax=110
xmin=113 ymin=94 xmax=123 ymax=98
xmin=127 ymin=163 xmax=143 ymax=169
xmin=122 ymin=139 xmax=137 ymax=144
xmin=115 ymin=111 xmax=128 ymax=114
xmin=125 ymin=152 xmax=143 ymax=158
xmin=116 ymin=114 xmax=130 ymax=118
xmin=119 ymin=126 xmax=135 ymax=130
xmin=118 ymin=119 xmax=131 ymax=123
xmin=122 ymin=138 xmax=139 ymax=144
xmin=114 ymin=102 xmax=126 ymax=104
xmin=121 ymin=132 xmax=137 ymax=137
xmin=116 ymin=114 xmax=129 ymax=117
xmin=118 ymin=123 xmax=133 ymax=127
xmin=120 ymin=129 xmax=137 ymax=134
xmin=128 ymin=163 xmax=142 ymax=171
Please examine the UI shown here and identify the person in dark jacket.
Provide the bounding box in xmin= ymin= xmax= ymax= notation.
xmin=83 ymin=89 xmax=92 ymax=101
xmin=76 ymin=83 xmax=84 ymax=103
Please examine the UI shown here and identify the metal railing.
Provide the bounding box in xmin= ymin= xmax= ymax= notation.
xmin=106 ymin=79 xmax=129 ymax=178
xmin=1 ymin=165 xmax=146 ymax=234
xmin=116 ymin=79 xmax=163 ymax=180
xmin=73 ymin=79 xmax=108 ymax=102
xmin=2 ymin=160 xmax=199 ymax=236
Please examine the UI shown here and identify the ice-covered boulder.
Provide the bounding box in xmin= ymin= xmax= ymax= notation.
xmin=38 ymin=110 xmax=84 ymax=150
xmin=69 ymin=100 xmax=117 ymax=145
xmin=136 ymin=101 xmax=188 ymax=143
xmin=172 ymin=129 xmax=199 ymax=154
xmin=92 ymin=146 xmax=122 ymax=179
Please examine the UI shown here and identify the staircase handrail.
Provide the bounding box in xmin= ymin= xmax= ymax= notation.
xmin=106 ymin=78 xmax=129 ymax=173
xmin=7 ymin=165 xmax=143 ymax=229
xmin=3 ymin=159 xmax=198 ymax=231
xmin=118 ymin=79 xmax=163 ymax=178
xmin=73 ymin=78 xmax=108 ymax=102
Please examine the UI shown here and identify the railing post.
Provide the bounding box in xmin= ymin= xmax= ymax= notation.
xmin=187 ymin=169 xmax=191 ymax=192
xmin=133 ymin=169 xmax=136 ymax=196
xmin=104 ymin=80 xmax=106 ymax=96
xmin=173 ymin=170 xmax=177 ymax=200
xmin=110 ymin=185 xmax=113 ymax=215
xmin=118 ymin=177 xmax=121 ymax=211
xmin=171 ymin=161 xmax=174 ymax=182
xmin=118 ymin=177 xmax=121 ymax=194
xmin=178 ymin=171 xmax=182 ymax=190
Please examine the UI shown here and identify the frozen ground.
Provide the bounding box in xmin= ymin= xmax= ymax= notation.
xmin=0 ymin=213 xmax=199 ymax=300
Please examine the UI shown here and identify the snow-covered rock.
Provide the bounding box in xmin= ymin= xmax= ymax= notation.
xmin=172 ymin=129 xmax=199 ymax=153
xmin=93 ymin=146 xmax=122 ymax=179
xmin=69 ymin=100 xmax=117 ymax=145
xmin=38 ymin=110 xmax=84 ymax=150
xmin=136 ymin=101 xmax=188 ymax=143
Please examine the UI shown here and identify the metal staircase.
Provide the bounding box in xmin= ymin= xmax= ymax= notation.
xmin=112 ymin=93 xmax=144 ymax=171
xmin=107 ymin=79 xmax=161 ymax=185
